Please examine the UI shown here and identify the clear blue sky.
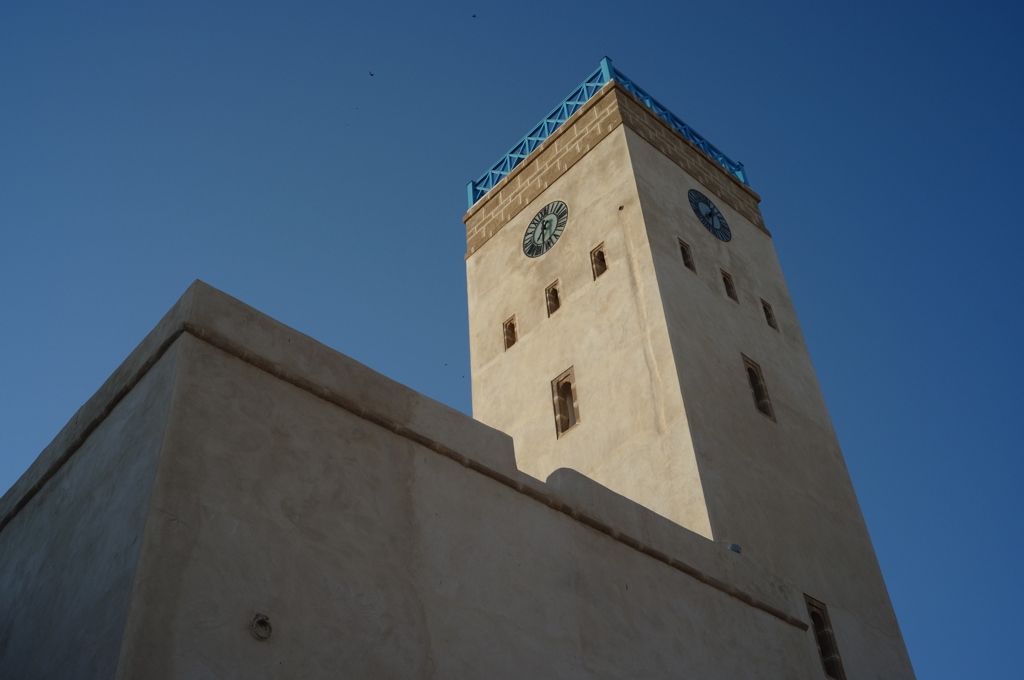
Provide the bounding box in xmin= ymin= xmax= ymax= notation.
xmin=2 ymin=1 xmax=1021 ymax=675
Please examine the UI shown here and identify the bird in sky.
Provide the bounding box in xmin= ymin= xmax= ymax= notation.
xmin=369 ymin=71 xmax=375 ymax=76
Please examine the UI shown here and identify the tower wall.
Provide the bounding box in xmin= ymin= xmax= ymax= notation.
xmin=627 ymin=126 xmax=913 ymax=670
xmin=464 ymin=79 xmax=916 ymax=678
xmin=467 ymin=124 xmax=713 ymax=538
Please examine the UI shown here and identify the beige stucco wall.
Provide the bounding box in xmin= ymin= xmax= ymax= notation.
xmin=625 ymin=128 xmax=912 ymax=662
xmin=467 ymin=126 xmax=714 ymax=540
xmin=0 ymin=280 xmax=911 ymax=677
xmin=464 ymin=94 xmax=915 ymax=677
xmin=110 ymin=287 xmax=819 ymax=678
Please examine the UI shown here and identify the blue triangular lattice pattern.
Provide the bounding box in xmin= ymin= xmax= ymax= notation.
xmin=467 ymin=58 xmax=748 ymax=208
xmin=607 ymin=66 xmax=748 ymax=190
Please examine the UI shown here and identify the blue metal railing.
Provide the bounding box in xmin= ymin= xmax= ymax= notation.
xmin=467 ymin=57 xmax=748 ymax=208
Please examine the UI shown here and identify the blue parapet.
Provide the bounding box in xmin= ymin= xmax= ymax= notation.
xmin=466 ymin=58 xmax=749 ymax=209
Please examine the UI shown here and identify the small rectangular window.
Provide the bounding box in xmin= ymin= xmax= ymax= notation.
xmin=545 ymin=281 xmax=561 ymax=316
xmin=761 ymin=299 xmax=778 ymax=329
xmin=742 ymin=355 xmax=774 ymax=420
xmin=721 ymin=270 xmax=738 ymax=301
xmin=551 ymin=367 xmax=580 ymax=436
xmin=805 ymin=596 xmax=847 ymax=680
xmin=503 ymin=316 xmax=517 ymax=350
xmin=679 ymin=240 xmax=695 ymax=271
xmin=591 ymin=244 xmax=608 ymax=279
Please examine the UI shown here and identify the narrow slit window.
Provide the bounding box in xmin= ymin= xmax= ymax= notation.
xmin=591 ymin=244 xmax=608 ymax=279
xmin=503 ymin=316 xmax=517 ymax=350
xmin=743 ymin=356 xmax=774 ymax=420
xmin=552 ymin=368 xmax=580 ymax=436
xmin=546 ymin=281 xmax=561 ymax=316
xmin=722 ymin=270 xmax=738 ymax=301
xmin=679 ymin=240 xmax=695 ymax=271
xmin=805 ymin=596 xmax=847 ymax=680
xmin=761 ymin=299 xmax=778 ymax=329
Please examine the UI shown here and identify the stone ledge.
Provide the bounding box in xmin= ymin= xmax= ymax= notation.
xmin=0 ymin=281 xmax=518 ymax=530
xmin=0 ymin=288 xmax=195 ymax=532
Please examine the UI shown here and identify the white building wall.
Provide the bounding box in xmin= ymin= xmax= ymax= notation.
xmin=467 ymin=127 xmax=714 ymax=539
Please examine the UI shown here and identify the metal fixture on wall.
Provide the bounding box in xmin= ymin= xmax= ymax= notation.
xmin=252 ymin=613 xmax=272 ymax=640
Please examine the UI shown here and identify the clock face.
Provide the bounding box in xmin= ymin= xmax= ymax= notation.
xmin=523 ymin=201 xmax=569 ymax=258
xmin=688 ymin=189 xmax=731 ymax=242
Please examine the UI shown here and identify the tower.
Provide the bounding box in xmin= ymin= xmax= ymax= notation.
xmin=464 ymin=59 xmax=914 ymax=676
xmin=0 ymin=58 xmax=917 ymax=680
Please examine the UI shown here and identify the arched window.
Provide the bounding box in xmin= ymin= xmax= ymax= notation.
xmin=503 ymin=316 xmax=517 ymax=350
xmin=552 ymin=368 xmax=579 ymax=436
xmin=806 ymin=596 xmax=846 ymax=679
xmin=591 ymin=244 xmax=608 ymax=279
xmin=546 ymin=281 xmax=561 ymax=316
xmin=743 ymin=356 xmax=775 ymax=420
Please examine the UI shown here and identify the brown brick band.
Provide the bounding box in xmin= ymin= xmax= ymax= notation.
xmin=613 ymin=87 xmax=767 ymax=234
xmin=464 ymin=82 xmax=768 ymax=258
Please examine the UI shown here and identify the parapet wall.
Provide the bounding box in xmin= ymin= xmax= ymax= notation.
xmin=1 ymin=281 xmax=817 ymax=678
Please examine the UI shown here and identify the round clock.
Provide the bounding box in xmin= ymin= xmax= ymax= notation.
xmin=523 ymin=201 xmax=569 ymax=258
xmin=688 ymin=189 xmax=731 ymax=242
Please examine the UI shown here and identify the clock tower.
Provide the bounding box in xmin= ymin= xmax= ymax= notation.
xmin=463 ymin=59 xmax=914 ymax=677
